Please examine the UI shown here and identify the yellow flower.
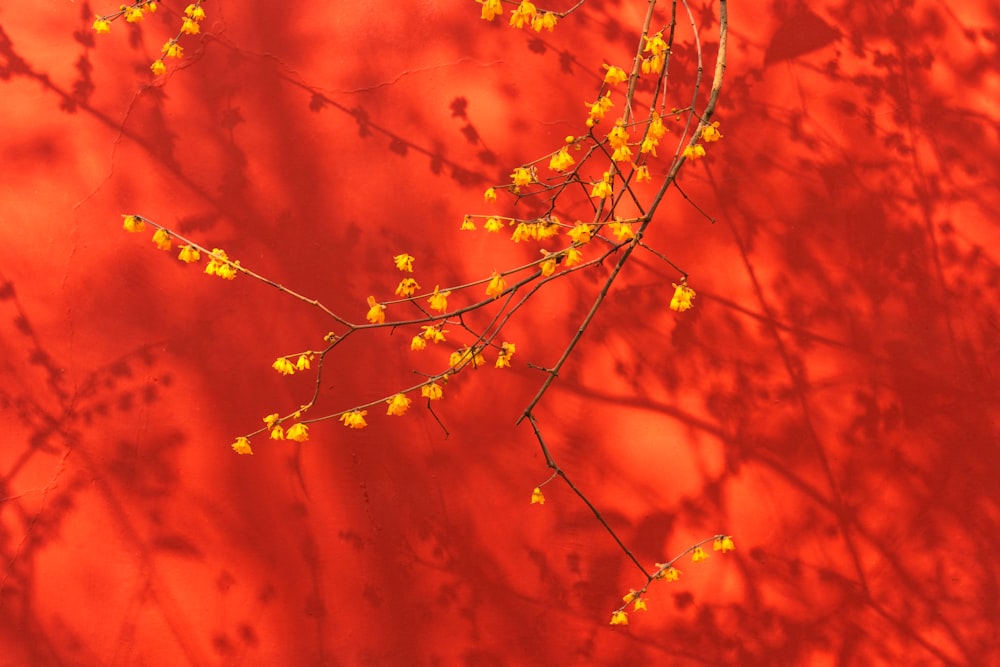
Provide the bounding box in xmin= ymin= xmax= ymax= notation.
xmin=386 ymin=393 xmax=411 ymax=416
xmin=713 ymin=535 xmax=735 ymax=553
xmin=263 ymin=413 xmax=280 ymax=429
xmin=640 ymin=136 xmax=658 ymax=155
xmin=122 ymin=215 xmax=145 ymax=233
xmin=495 ymin=341 xmax=515 ymax=368
xmin=608 ymin=123 xmax=629 ymax=149
xmin=540 ymin=254 xmax=557 ymax=277
xmin=184 ymin=3 xmax=206 ymax=20
xmin=181 ymin=17 xmax=200 ymax=35
xmin=663 ymin=566 xmax=681 ymax=581
xmin=366 ymin=296 xmax=386 ymax=324
xmin=204 ymin=249 xmax=239 ymax=280
xmin=427 ymin=286 xmax=450 ymax=313
xmin=530 ymin=11 xmax=558 ymax=32
xmin=609 ymin=611 xmax=628 ymax=626
xmin=635 ymin=165 xmax=651 ymax=182
xmin=410 ymin=335 xmax=427 ymax=351
xmin=509 ymin=0 xmax=537 ymax=29
xmin=124 ymin=6 xmax=144 ymax=22
xmin=701 ymin=121 xmax=723 ymax=143
xmin=611 ymin=144 xmax=633 ymax=163
xmin=602 ymin=64 xmax=628 ymax=85
xmin=92 ymin=17 xmax=111 ymax=34
xmin=484 ymin=216 xmax=504 ymax=233
xmin=536 ymin=220 xmax=559 ymax=239
xmin=145 ymin=2 xmax=158 ymax=13
xmin=150 ymin=60 xmax=167 ymax=76
xmin=484 ymin=187 xmax=497 ymax=203
xmin=692 ymin=546 xmax=710 ymax=563
xmin=285 ymin=423 xmax=309 ymax=442
xmin=510 ymin=166 xmax=533 ymax=189
xmin=269 ymin=425 xmax=285 ymax=440
xmin=454 ymin=347 xmax=485 ymax=369
xmin=607 ymin=221 xmax=635 ymax=241
xmin=585 ymin=92 xmax=614 ymax=126
xmin=395 ymin=278 xmax=420 ymax=297
xmin=460 ymin=216 xmax=476 ymax=231
xmin=393 ymin=253 xmax=415 ymax=272
xmin=231 ymin=437 xmax=253 ymax=455
xmin=590 ymin=172 xmax=613 ymax=199
xmin=642 ymin=30 xmax=669 ymax=74
xmin=340 ymin=410 xmax=368 ymax=429
xmin=421 ymin=382 xmax=444 ymax=401
xmin=669 ymin=283 xmax=696 ymax=312
xmin=648 ymin=112 xmax=667 ymax=140
xmin=530 ymin=487 xmax=545 ymax=504
xmin=485 ymin=271 xmax=506 ymax=299
xmin=548 ymin=146 xmax=575 ymax=172
xmin=295 ymin=354 xmax=311 ymax=371
xmin=272 ymin=357 xmax=295 ymax=375
xmin=563 ymin=247 xmax=583 ymax=267
xmin=567 ymin=223 xmax=593 ymax=245
xmin=633 ymin=598 xmax=648 ymax=612
xmin=151 ymin=228 xmax=172 ymax=251
xmin=682 ymin=144 xmax=706 ymax=160
xmin=478 ymin=0 xmax=503 ymax=21
xmin=420 ymin=325 xmax=447 ymax=343
xmin=511 ymin=222 xmax=536 ymax=243
xmin=162 ymin=40 xmax=183 ymax=59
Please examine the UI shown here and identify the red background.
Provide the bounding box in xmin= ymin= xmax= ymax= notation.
xmin=1 ymin=1 xmax=998 ymax=665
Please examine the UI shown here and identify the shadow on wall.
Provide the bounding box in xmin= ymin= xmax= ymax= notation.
xmin=0 ymin=1 xmax=998 ymax=665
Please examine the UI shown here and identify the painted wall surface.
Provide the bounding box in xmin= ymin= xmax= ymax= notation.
xmin=1 ymin=1 xmax=997 ymax=665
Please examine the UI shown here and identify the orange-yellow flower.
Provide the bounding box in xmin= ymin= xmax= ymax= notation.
xmin=683 ymin=144 xmax=706 ymax=160
xmin=339 ymin=410 xmax=368 ymax=429
xmin=713 ymin=535 xmax=735 ymax=552
xmin=92 ymin=17 xmax=111 ymax=34
xmin=485 ymin=271 xmax=506 ymax=299
xmin=602 ymin=64 xmax=628 ymax=85
xmin=548 ymin=146 xmax=575 ymax=172
xmin=478 ymin=0 xmax=503 ymax=21
xmin=272 ymin=357 xmax=295 ymax=375
xmin=669 ymin=283 xmax=696 ymax=312
xmin=495 ymin=342 xmax=516 ymax=368
xmin=460 ymin=216 xmax=476 ymax=231
xmin=150 ymin=60 xmax=167 ymax=76
xmin=509 ymin=1 xmax=537 ymax=29
xmin=395 ymin=278 xmax=420 ymax=297
xmin=122 ymin=215 xmax=145 ymax=233
xmin=530 ymin=487 xmax=545 ymax=504
xmin=231 ymin=437 xmax=253 ymax=455
xmin=393 ymin=253 xmax=415 ymax=272
xmin=427 ymin=286 xmax=450 ymax=313
xmin=286 ymin=423 xmax=309 ymax=442
xmin=701 ymin=121 xmax=723 ymax=143
xmin=386 ymin=393 xmax=411 ymax=416
xmin=510 ymin=166 xmax=533 ymax=190
xmin=692 ymin=546 xmax=710 ymax=563
xmin=366 ymin=296 xmax=386 ymax=324
xmin=484 ymin=216 xmax=504 ymax=233
xmin=484 ymin=187 xmax=497 ymax=203
xmin=567 ymin=223 xmax=593 ymax=245
xmin=610 ymin=610 xmax=628 ymax=626
xmin=152 ymin=228 xmax=172 ymax=251
xmin=421 ymin=382 xmax=444 ymax=401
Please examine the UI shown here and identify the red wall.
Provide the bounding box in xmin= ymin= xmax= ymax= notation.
xmin=1 ymin=1 xmax=998 ymax=665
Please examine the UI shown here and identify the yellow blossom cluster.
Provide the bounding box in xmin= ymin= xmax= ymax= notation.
xmin=121 ymin=215 xmax=239 ymax=279
xmin=478 ymin=0 xmax=559 ymax=32
xmin=94 ymin=1 xmax=207 ymax=77
xmin=608 ymin=536 xmax=735 ymax=625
